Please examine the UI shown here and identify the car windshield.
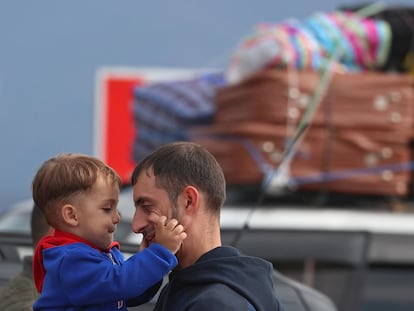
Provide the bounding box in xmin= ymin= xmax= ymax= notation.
xmin=0 ymin=202 xmax=31 ymax=234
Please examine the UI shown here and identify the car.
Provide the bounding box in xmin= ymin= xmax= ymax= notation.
xmin=0 ymin=187 xmax=339 ymax=311
xmin=3 ymin=188 xmax=414 ymax=310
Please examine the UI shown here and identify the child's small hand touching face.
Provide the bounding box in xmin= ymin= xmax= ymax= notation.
xmin=147 ymin=214 xmax=187 ymax=254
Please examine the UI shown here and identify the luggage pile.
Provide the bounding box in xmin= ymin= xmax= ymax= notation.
xmin=131 ymin=5 xmax=414 ymax=198
xmin=191 ymin=69 xmax=413 ymax=197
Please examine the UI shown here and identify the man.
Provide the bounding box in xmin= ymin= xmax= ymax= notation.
xmin=0 ymin=205 xmax=50 ymax=311
xmin=131 ymin=141 xmax=284 ymax=311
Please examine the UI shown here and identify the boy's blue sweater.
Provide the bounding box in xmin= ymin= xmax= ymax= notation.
xmin=33 ymin=230 xmax=177 ymax=311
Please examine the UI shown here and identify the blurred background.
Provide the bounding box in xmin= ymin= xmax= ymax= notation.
xmin=2 ymin=1 xmax=414 ymax=310
xmin=0 ymin=0 xmax=413 ymax=210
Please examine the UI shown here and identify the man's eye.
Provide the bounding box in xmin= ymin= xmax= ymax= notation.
xmin=141 ymin=205 xmax=152 ymax=214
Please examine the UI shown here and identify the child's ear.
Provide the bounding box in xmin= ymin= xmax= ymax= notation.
xmin=61 ymin=204 xmax=79 ymax=226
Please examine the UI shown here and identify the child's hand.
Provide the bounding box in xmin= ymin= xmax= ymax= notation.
xmin=150 ymin=214 xmax=186 ymax=254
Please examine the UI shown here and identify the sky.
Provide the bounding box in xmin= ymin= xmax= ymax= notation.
xmin=0 ymin=0 xmax=413 ymax=211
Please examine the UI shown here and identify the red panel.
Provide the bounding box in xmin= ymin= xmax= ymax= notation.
xmin=105 ymin=77 xmax=145 ymax=184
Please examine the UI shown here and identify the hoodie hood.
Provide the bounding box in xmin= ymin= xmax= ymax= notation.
xmin=33 ymin=229 xmax=120 ymax=293
xmin=164 ymin=246 xmax=283 ymax=311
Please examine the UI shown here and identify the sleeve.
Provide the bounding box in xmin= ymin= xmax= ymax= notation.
xmin=59 ymin=243 xmax=177 ymax=306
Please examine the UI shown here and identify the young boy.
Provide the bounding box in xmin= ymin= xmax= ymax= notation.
xmin=31 ymin=153 xmax=186 ymax=311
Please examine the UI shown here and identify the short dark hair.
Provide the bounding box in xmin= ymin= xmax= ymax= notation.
xmin=131 ymin=141 xmax=226 ymax=212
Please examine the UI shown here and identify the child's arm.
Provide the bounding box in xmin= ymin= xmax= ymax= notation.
xmin=58 ymin=242 xmax=178 ymax=305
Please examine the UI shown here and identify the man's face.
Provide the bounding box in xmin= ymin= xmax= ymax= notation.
xmin=131 ymin=170 xmax=176 ymax=245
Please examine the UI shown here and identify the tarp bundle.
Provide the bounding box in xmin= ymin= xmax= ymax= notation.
xmin=191 ymin=69 xmax=413 ymax=196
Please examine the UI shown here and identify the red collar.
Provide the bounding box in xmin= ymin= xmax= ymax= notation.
xmin=33 ymin=229 xmax=120 ymax=292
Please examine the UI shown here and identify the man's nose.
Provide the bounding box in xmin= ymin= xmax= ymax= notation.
xmin=131 ymin=208 xmax=148 ymax=233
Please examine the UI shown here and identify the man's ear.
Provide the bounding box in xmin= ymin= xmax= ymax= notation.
xmin=182 ymin=186 xmax=199 ymax=214
xmin=61 ymin=204 xmax=79 ymax=226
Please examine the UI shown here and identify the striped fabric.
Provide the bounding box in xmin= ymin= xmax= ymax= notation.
xmin=132 ymin=72 xmax=224 ymax=162
xmin=226 ymin=11 xmax=392 ymax=84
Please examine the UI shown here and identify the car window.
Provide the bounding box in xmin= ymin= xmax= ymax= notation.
xmin=0 ymin=210 xmax=31 ymax=234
